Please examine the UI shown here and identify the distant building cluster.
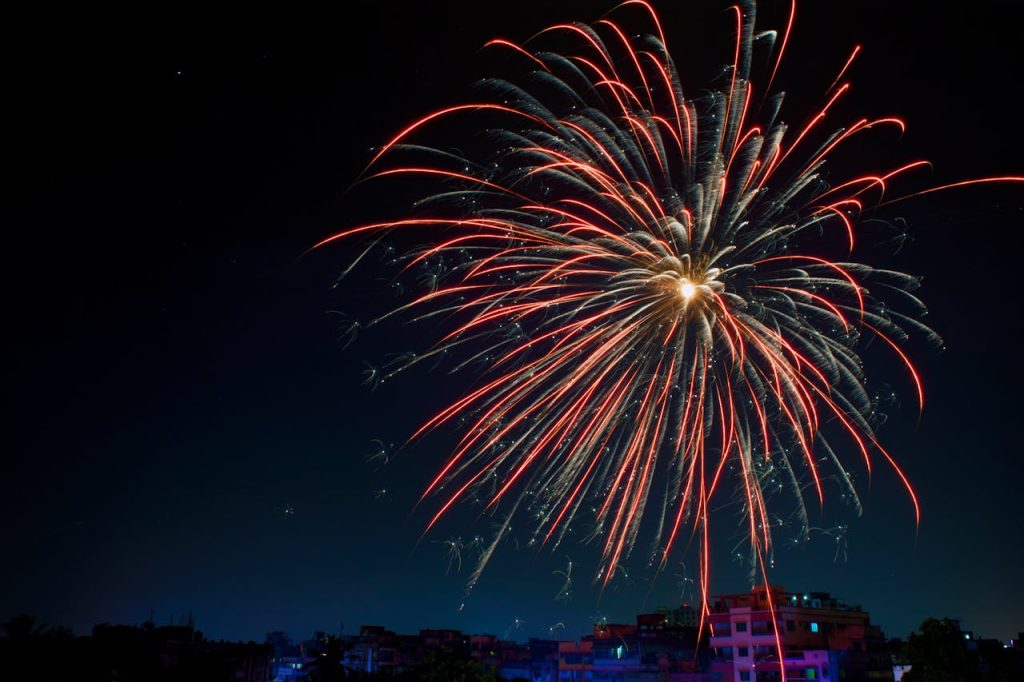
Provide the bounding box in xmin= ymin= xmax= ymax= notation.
xmin=265 ymin=585 xmax=932 ymax=682
xmin=268 ymin=611 xmax=706 ymax=682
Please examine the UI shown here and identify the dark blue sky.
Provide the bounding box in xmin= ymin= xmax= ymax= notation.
xmin=5 ymin=1 xmax=1023 ymax=644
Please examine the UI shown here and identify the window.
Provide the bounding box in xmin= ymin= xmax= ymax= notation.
xmin=736 ymin=621 xmax=748 ymax=632
xmin=806 ymin=668 xmax=817 ymax=680
xmin=739 ymin=672 xmax=750 ymax=681
xmin=786 ymin=620 xmax=795 ymax=632
xmin=738 ymin=647 xmax=749 ymax=657
xmin=810 ymin=622 xmax=819 ymax=633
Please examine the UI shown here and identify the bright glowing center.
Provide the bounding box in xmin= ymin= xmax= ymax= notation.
xmin=680 ymin=281 xmax=697 ymax=301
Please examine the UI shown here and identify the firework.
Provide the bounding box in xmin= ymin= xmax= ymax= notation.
xmin=321 ymin=0 xmax=1020 ymax=629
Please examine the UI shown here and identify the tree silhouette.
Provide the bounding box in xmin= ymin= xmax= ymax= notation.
xmin=2 ymin=613 xmax=48 ymax=640
xmin=902 ymin=618 xmax=976 ymax=682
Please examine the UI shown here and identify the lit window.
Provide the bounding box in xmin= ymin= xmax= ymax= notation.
xmin=810 ymin=622 xmax=819 ymax=633
xmin=806 ymin=668 xmax=817 ymax=680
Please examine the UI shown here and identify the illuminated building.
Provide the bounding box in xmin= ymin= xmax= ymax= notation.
xmin=708 ymin=585 xmax=893 ymax=682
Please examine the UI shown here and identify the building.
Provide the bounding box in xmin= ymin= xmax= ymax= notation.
xmin=342 ymin=625 xmax=429 ymax=674
xmin=658 ymin=604 xmax=701 ymax=629
xmin=470 ymin=635 xmax=563 ymax=681
xmin=559 ymin=639 xmax=594 ymax=681
xmin=267 ymin=630 xmax=312 ymax=681
xmin=556 ymin=613 xmax=714 ymax=681
xmin=708 ymin=585 xmax=892 ymax=682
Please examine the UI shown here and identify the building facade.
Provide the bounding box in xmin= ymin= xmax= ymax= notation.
xmin=708 ymin=585 xmax=892 ymax=682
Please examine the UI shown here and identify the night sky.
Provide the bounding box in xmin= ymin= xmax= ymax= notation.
xmin=5 ymin=1 xmax=1023 ymax=645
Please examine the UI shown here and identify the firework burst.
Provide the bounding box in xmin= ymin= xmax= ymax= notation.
xmin=320 ymin=0 xmax=1020 ymax=628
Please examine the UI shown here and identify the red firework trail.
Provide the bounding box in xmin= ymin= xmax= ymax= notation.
xmin=318 ymin=2 xmax=1021 ymax=669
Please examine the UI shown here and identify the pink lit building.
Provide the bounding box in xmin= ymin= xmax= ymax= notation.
xmin=708 ymin=585 xmax=893 ymax=682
